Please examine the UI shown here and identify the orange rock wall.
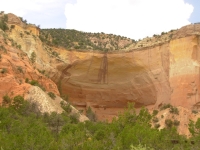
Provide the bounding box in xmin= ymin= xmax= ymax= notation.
xmin=169 ymin=35 xmax=200 ymax=109
xmin=56 ymin=35 xmax=200 ymax=121
xmin=0 ymin=43 xmax=59 ymax=104
xmin=3 ymin=14 xmax=200 ymax=121
xmin=56 ymin=44 xmax=171 ymax=120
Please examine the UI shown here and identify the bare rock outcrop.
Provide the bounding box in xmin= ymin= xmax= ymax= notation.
xmin=54 ymin=24 xmax=200 ymax=121
xmin=0 ymin=31 xmax=59 ymax=103
xmin=0 ymin=29 xmax=88 ymax=122
xmin=2 ymin=13 xmax=200 ymax=123
xmin=25 ymin=86 xmax=63 ymax=113
xmin=55 ymin=48 xmax=171 ymax=121
xmin=7 ymin=13 xmax=25 ymax=27
xmin=25 ymin=86 xmax=89 ymax=122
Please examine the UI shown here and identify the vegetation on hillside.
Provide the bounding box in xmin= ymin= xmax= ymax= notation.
xmin=1 ymin=100 xmax=200 ymax=149
xmin=1 ymin=11 xmax=200 ymax=150
xmin=40 ymin=29 xmax=136 ymax=51
xmin=0 ymin=13 xmax=9 ymax=31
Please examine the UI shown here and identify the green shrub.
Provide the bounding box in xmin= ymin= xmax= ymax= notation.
xmin=189 ymin=118 xmax=200 ymax=136
xmin=38 ymin=69 xmax=45 ymax=74
xmin=152 ymin=117 xmax=159 ymax=123
xmin=0 ymin=96 xmax=197 ymax=149
xmin=10 ymin=25 xmax=15 ymax=29
xmin=40 ymin=28 xmax=134 ymax=51
xmin=30 ymin=52 xmax=36 ymax=63
xmin=17 ymin=44 xmax=21 ymax=49
xmin=173 ymin=120 xmax=180 ymax=126
xmin=48 ymin=92 xmax=56 ymax=100
xmin=17 ymin=66 xmax=23 ymax=73
xmin=3 ymin=14 xmax=8 ymax=22
xmin=169 ymin=107 xmax=179 ymax=115
xmin=13 ymin=95 xmax=24 ymax=109
xmin=29 ymin=80 xmax=39 ymax=86
xmin=69 ymin=113 xmax=79 ymax=124
xmin=2 ymin=95 xmax=11 ymax=105
xmin=94 ymin=129 xmax=105 ymax=140
xmin=24 ymin=31 xmax=30 ymax=35
xmin=192 ymin=110 xmax=198 ymax=114
xmin=25 ymin=78 xmax=29 ymax=83
xmin=60 ymin=101 xmax=71 ymax=113
xmin=0 ymin=45 xmax=6 ymax=51
xmin=1 ymin=68 xmax=7 ymax=74
xmin=161 ymin=32 xmax=166 ymax=35
xmin=52 ymin=51 xmax=59 ymax=57
xmin=165 ymin=119 xmax=173 ymax=128
xmin=86 ymin=107 xmax=96 ymax=122
xmin=0 ymin=20 xmax=9 ymax=31
xmin=130 ymin=144 xmax=154 ymax=150
xmin=28 ymin=80 xmax=46 ymax=91
xmin=152 ymin=109 xmax=158 ymax=116
xmin=20 ymin=33 xmax=23 ymax=38
xmin=160 ymin=104 xmax=172 ymax=110
xmin=154 ymin=123 xmax=160 ymax=129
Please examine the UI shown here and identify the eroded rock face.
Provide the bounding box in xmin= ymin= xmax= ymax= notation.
xmin=57 ymin=47 xmax=171 ymax=120
xmin=25 ymin=86 xmax=63 ymax=113
xmin=55 ymin=25 xmax=200 ymax=121
xmin=0 ymin=36 xmax=59 ymax=104
xmin=3 ymin=13 xmax=200 ymax=122
xmin=169 ymin=35 xmax=200 ymax=109
xmin=7 ymin=13 xmax=39 ymax=36
xmin=7 ymin=13 xmax=25 ymax=27
xmin=25 ymin=86 xmax=89 ymax=122
xmin=6 ymin=20 xmax=61 ymax=79
xmin=0 ymin=28 xmax=88 ymax=122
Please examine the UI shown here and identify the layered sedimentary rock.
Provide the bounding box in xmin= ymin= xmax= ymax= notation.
xmin=169 ymin=35 xmax=200 ymax=109
xmin=0 ymin=31 xmax=59 ymax=103
xmin=56 ymin=24 xmax=200 ymax=121
xmin=7 ymin=13 xmax=39 ymax=36
xmin=3 ymin=12 xmax=200 ymax=121
xmin=0 ymin=50 xmax=59 ymax=101
xmin=6 ymin=14 xmax=58 ymax=74
xmin=56 ymin=47 xmax=170 ymax=120
xmin=25 ymin=86 xmax=88 ymax=122
xmin=0 ymin=29 xmax=88 ymax=122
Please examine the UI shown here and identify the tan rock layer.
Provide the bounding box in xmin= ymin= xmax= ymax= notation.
xmin=55 ymin=35 xmax=200 ymax=121
xmin=3 ymin=13 xmax=200 ymax=122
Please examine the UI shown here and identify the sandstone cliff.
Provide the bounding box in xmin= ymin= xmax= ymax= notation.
xmin=0 ymin=28 xmax=60 ymax=106
xmin=53 ymin=24 xmax=200 ymax=121
xmin=0 ymin=14 xmax=88 ymax=122
xmin=1 ymin=13 xmax=200 ymax=124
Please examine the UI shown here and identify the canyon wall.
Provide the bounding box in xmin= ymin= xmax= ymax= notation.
xmin=169 ymin=35 xmax=200 ymax=109
xmin=55 ymin=27 xmax=200 ymax=121
xmin=0 ymin=31 xmax=59 ymax=103
xmin=3 ymin=13 xmax=200 ymax=121
xmin=56 ymin=46 xmax=170 ymax=120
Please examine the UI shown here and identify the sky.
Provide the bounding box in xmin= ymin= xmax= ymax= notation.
xmin=0 ymin=0 xmax=199 ymax=40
